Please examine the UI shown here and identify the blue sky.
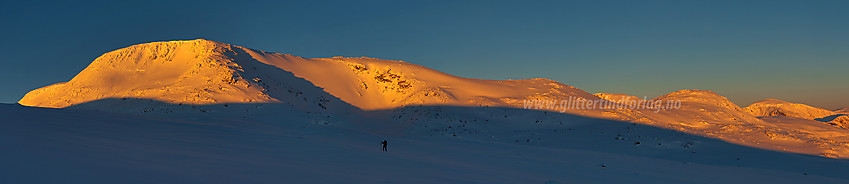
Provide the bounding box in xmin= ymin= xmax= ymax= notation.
xmin=1 ymin=0 xmax=847 ymax=109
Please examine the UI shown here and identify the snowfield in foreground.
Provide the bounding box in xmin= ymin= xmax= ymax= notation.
xmin=2 ymin=103 xmax=848 ymax=184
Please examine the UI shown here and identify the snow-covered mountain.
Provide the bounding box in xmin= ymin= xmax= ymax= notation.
xmin=621 ymin=90 xmax=849 ymax=158
xmin=19 ymin=39 xmax=598 ymax=112
xmin=743 ymin=98 xmax=849 ymax=132
xmin=744 ymin=99 xmax=836 ymax=120
xmin=18 ymin=39 xmax=357 ymax=115
xmin=10 ymin=39 xmax=849 ymax=183
xmin=17 ymin=39 xmax=849 ymax=158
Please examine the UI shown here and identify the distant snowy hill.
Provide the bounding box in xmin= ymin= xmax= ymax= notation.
xmin=18 ymin=40 xmax=355 ymax=115
xmin=624 ymin=90 xmax=849 ymax=158
xmin=17 ymin=39 xmax=849 ymax=158
xmin=744 ymin=99 xmax=836 ymax=120
xmin=744 ymin=98 xmax=849 ymax=133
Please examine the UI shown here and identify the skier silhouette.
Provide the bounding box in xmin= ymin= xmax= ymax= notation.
xmin=381 ymin=140 xmax=388 ymax=152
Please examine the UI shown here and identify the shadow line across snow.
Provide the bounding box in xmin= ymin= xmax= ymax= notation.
xmin=57 ymin=97 xmax=849 ymax=179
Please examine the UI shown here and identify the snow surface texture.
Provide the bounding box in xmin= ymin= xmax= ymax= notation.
xmin=18 ymin=39 xmax=849 ymax=158
xmin=4 ymin=104 xmax=849 ymax=183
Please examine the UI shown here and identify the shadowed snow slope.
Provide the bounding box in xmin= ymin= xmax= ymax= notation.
xmin=17 ymin=39 xmax=849 ymax=158
xmin=4 ymin=103 xmax=849 ymax=183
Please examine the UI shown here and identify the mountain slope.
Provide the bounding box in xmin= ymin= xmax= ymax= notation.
xmin=826 ymin=115 xmax=849 ymax=128
xmin=17 ymin=39 xmax=849 ymax=158
xmin=743 ymin=98 xmax=849 ymax=130
xmin=19 ymin=39 xmax=600 ymax=112
xmin=239 ymin=51 xmax=601 ymax=110
xmin=837 ymin=107 xmax=849 ymax=114
xmin=18 ymin=39 xmax=357 ymax=115
xmin=20 ymin=40 xmax=272 ymax=107
xmin=612 ymin=90 xmax=849 ymax=158
xmin=744 ymin=99 xmax=836 ymax=120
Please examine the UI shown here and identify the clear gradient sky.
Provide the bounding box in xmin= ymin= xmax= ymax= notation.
xmin=1 ymin=0 xmax=847 ymax=109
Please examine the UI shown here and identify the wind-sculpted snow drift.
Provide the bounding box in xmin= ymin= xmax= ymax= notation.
xmin=18 ymin=39 xmax=849 ymax=158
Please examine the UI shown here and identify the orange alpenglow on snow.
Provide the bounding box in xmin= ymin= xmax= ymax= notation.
xmin=19 ymin=39 xmax=599 ymax=111
xmin=834 ymin=107 xmax=849 ymax=114
xmin=18 ymin=39 xmax=849 ymax=158
xmin=744 ymin=99 xmax=837 ymax=120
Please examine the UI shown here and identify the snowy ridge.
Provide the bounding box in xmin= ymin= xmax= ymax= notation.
xmin=743 ymin=99 xmax=849 ymax=138
xmin=20 ymin=40 xmax=276 ymax=107
xmin=18 ymin=40 xmax=356 ymax=114
xmin=836 ymin=107 xmax=849 ymax=113
xmin=609 ymin=90 xmax=849 ymax=158
xmin=16 ymin=39 xmax=849 ymax=158
xmin=19 ymin=39 xmax=599 ymax=112
xmin=744 ymin=99 xmax=836 ymax=120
